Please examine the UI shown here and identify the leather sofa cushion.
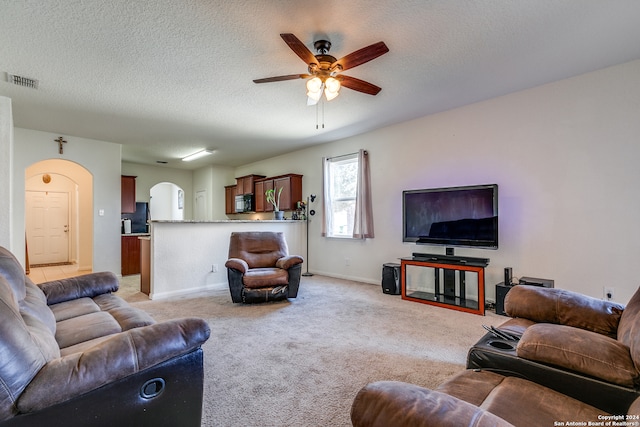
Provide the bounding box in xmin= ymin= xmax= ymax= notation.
xmin=228 ymin=231 xmax=288 ymax=269
xmin=351 ymin=380 xmax=514 ymax=427
xmin=517 ymin=323 xmax=638 ymax=388
xmin=21 ymin=279 xmax=57 ymax=334
xmin=93 ymin=294 xmax=155 ymax=330
xmin=38 ymin=272 xmax=119 ymax=305
xmin=0 ymin=276 xmax=58 ymax=421
xmin=55 ymin=312 xmax=122 ymax=349
xmin=505 ymin=285 xmax=624 ymax=338
xmin=243 ymin=267 xmax=289 ymax=289
xmin=49 ymin=297 xmax=100 ymax=322
xmin=618 ymin=287 xmax=640 ymax=374
xmin=477 ymin=374 xmax=606 ymax=425
xmin=438 ymin=370 xmax=606 ymax=426
xmin=0 ymin=247 xmax=28 ymax=300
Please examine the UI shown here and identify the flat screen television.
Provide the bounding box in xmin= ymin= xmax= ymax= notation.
xmin=403 ymin=184 xmax=498 ymax=249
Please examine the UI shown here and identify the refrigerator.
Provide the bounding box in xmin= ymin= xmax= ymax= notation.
xmin=122 ymin=202 xmax=150 ymax=234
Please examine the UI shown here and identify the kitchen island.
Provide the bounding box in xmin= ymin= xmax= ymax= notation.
xmin=146 ymin=220 xmax=305 ymax=299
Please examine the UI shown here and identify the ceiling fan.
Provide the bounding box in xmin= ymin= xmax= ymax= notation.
xmin=253 ymin=33 xmax=389 ymax=104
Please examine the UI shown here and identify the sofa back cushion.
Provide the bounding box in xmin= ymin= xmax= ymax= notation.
xmin=505 ymin=285 xmax=623 ymax=338
xmin=21 ymin=278 xmax=57 ymax=335
xmin=228 ymin=232 xmax=288 ymax=269
xmin=0 ymin=246 xmax=27 ymax=301
xmin=617 ymin=287 xmax=640 ymax=369
xmin=0 ymin=275 xmax=60 ymax=421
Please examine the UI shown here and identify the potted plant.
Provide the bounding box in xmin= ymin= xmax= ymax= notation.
xmin=265 ymin=187 xmax=284 ymax=219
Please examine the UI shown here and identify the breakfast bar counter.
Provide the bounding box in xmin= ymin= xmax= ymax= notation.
xmin=147 ymin=220 xmax=305 ymax=299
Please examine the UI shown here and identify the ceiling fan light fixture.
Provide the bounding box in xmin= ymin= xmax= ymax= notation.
xmin=181 ymin=149 xmax=215 ymax=162
xmin=324 ymin=77 xmax=340 ymax=101
xmin=306 ymin=77 xmax=322 ymax=93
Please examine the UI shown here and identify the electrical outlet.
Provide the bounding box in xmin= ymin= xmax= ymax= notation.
xmin=212 ymin=264 xmax=218 ymax=273
xmin=603 ymin=286 xmax=614 ymax=301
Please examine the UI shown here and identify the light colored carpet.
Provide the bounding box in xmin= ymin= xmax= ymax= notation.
xmin=117 ymin=275 xmax=502 ymax=427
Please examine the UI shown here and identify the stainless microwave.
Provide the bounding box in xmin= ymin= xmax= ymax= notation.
xmin=234 ymin=194 xmax=254 ymax=213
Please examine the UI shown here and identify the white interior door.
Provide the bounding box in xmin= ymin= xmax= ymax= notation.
xmin=26 ymin=191 xmax=70 ymax=265
xmin=195 ymin=190 xmax=206 ymax=220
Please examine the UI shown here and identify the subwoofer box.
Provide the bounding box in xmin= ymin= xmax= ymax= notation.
xmin=381 ymin=263 xmax=401 ymax=295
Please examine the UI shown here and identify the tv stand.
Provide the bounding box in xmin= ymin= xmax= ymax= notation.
xmin=401 ymin=255 xmax=489 ymax=315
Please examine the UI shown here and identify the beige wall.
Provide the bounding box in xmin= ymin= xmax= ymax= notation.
xmin=231 ymin=59 xmax=640 ymax=304
xmin=12 ymin=128 xmax=121 ymax=273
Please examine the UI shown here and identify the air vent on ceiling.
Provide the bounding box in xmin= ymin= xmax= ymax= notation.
xmin=8 ymin=73 xmax=39 ymax=89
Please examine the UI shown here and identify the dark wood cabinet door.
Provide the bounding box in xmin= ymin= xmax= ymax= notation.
xmin=121 ymin=236 xmax=141 ymax=276
xmin=121 ymin=176 xmax=136 ymax=213
xmin=254 ymin=181 xmax=265 ymax=212
xmin=225 ymin=185 xmax=236 ymax=214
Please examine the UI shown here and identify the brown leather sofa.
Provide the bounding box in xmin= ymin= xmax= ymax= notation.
xmin=352 ymin=370 xmax=640 ymax=426
xmin=225 ymin=231 xmax=303 ymax=303
xmin=0 ymin=246 xmax=210 ymax=427
xmin=467 ymin=285 xmax=636 ymax=413
xmin=351 ymin=285 xmax=640 ymax=425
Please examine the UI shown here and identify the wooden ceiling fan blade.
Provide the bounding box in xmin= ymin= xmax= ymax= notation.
xmin=339 ymin=75 xmax=382 ymax=95
xmin=332 ymin=41 xmax=389 ymax=71
xmin=280 ymin=33 xmax=319 ymax=66
xmin=253 ymin=74 xmax=310 ymax=83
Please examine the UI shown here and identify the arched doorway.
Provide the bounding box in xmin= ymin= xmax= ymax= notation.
xmin=150 ymin=182 xmax=185 ymax=221
xmin=25 ymin=159 xmax=93 ymax=270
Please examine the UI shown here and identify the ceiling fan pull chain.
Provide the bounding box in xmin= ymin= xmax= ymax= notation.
xmin=322 ymin=100 xmax=325 ymax=129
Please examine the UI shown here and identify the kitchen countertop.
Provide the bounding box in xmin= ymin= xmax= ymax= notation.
xmin=150 ymin=220 xmax=304 ymax=223
xmin=121 ymin=233 xmax=151 ymax=236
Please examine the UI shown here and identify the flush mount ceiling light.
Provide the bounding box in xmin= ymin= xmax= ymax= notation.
xmin=181 ymin=149 xmax=215 ymax=162
xmin=254 ymin=34 xmax=388 ymax=104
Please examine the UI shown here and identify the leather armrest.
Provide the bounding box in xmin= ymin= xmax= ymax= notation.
xmin=276 ymin=255 xmax=304 ymax=270
xmin=38 ymin=272 xmax=119 ymax=305
xmin=17 ymin=317 xmax=211 ymax=413
xmin=517 ymin=323 xmax=638 ymax=388
xmin=351 ymin=381 xmax=513 ymax=427
xmin=225 ymin=258 xmax=249 ymax=274
xmin=505 ymin=285 xmax=624 ymax=338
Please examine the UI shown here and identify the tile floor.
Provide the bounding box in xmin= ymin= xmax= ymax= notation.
xmin=27 ymin=263 xmax=92 ymax=284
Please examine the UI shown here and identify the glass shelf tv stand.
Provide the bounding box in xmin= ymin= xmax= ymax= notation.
xmin=400 ymin=255 xmax=489 ymax=316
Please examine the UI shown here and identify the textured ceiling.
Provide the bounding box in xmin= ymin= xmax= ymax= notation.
xmin=1 ymin=0 xmax=640 ymax=169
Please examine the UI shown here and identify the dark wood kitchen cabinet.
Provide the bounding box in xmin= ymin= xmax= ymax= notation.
xmin=235 ymin=174 xmax=265 ymax=195
xmin=255 ymin=174 xmax=302 ymax=212
xmin=225 ymin=185 xmax=237 ymax=214
xmin=274 ymin=174 xmax=302 ymax=211
xmin=121 ymin=235 xmax=141 ymax=276
xmin=121 ymin=175 xmax=136 ymax=214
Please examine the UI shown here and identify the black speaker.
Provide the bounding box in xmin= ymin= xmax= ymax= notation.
xmin=382 ymin=263 xmax=401 ymax=295
xmin=504 ymin=267 xmax=512 ymax=286
xmin=495 ymin=282 xmax=512 ymax=316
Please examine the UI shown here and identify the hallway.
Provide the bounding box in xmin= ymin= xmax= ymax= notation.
xmin=27 ymin=263 xmax=90 ymax=284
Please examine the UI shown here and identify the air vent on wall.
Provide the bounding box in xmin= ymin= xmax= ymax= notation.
xmin=7 ymin=73 xmax=39 ymax=89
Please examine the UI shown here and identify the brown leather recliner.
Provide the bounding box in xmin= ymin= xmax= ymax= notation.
xmin=351 ymin=370 xmax=640 ymax=426
xmin=467 ymin=285 xmax=637 ymax=414
xmin=225 ymin=231 xmax=303 ymax=303
xmin=0 ymin=246 xmax=210 ymax=427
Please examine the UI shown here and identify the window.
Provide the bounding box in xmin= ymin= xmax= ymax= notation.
xmin=322 ymin=150 xmax=374 ymax=239
xmin=324 ymin=153 xmax=358 ymax=237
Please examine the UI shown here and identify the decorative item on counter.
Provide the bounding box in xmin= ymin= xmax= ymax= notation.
xmin=292 ymin=200 xmax=306 ymax=220
xmin=265 ymin=187 xmax=284 ymax=220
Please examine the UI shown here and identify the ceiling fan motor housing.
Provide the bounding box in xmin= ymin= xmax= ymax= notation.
xmin=314 ymin=40 xmax=331 ymax=54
